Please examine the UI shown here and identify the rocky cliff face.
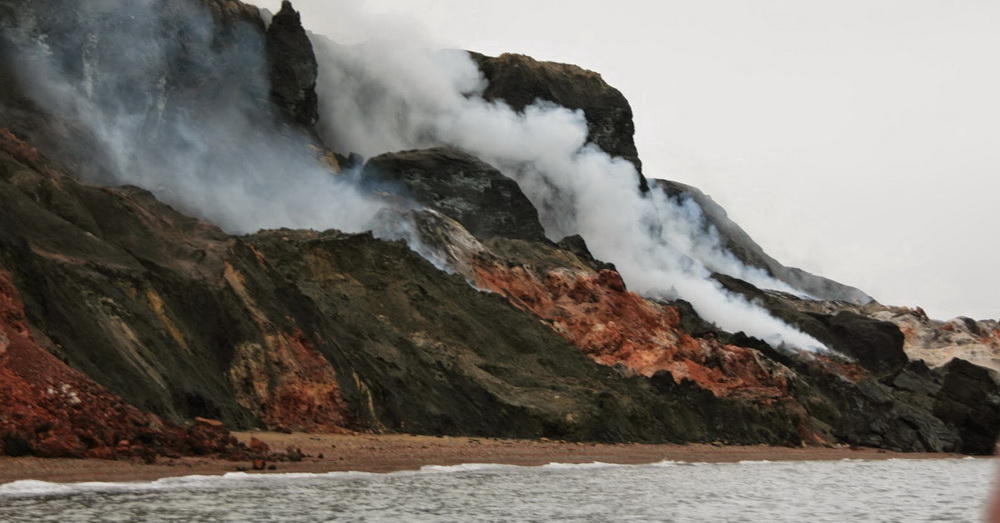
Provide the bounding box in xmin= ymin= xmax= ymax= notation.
xmin=363 ymin=147 xmax=548 ymax=243
xmin=0 ymin=264 xmax=244 ymax=459
xmin=0 ymin=0 xmax=997 ymax=460
xmin=469 ymin=52 xmax=647 ymax=192
xmin=266 ymin=1 xmax=319 ymax=126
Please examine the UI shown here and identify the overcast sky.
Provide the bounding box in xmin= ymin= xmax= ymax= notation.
xmin=261 ymin=0 xmax=999 ymax=321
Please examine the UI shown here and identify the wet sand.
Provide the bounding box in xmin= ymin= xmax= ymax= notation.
xmin=0 ymin=432 xmax=986 ymax=485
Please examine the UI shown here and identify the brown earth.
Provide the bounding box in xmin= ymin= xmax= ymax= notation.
xmin=0 ymin=431 xmax=984 ymax=485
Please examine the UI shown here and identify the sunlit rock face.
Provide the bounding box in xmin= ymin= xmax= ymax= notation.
xmin=884 ymin=311 xmax=1000 ymax=374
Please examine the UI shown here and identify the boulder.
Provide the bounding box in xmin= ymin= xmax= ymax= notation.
xmin=818 ymin=311 xmax=908 ymax=379
xmin=933 ymin=358 xmax=1000 ymax=454
xmin=363 ymin=147 xmax=548 ymax=242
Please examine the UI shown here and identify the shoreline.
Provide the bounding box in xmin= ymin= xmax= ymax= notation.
xmin=0 ymin=432 xmax=991 ymax=485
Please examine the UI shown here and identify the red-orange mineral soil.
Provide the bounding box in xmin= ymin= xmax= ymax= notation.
xmin=472 ymin=257 xmax=796 ymax=401
xmin=0 ymin=270 xmax=241 ymax=459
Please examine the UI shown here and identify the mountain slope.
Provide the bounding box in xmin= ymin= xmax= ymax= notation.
xmin=0 ymin=0 xmax=997 ymax=458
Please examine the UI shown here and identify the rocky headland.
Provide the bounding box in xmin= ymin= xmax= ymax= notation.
xmin=0 ymin=0 xmax=997 ymax=469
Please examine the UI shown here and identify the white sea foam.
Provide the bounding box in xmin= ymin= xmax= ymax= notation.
xmin=0 ymin=459 xmax=994 ymax=522
xmin=540 ymin=461 xmax=621 ymax=470
xmin=418 ymin=463 xmax=523 ymax=474
xmin=0 ymin=480 xmax=76 ymax=497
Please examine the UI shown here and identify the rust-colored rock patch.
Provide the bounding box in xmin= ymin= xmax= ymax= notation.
xmin=0 ymin=269 xmax=243 ymax=459
xmin=228 ymin=328 xmax=353 ymax=433
xmin=472 ymin=256 xmax=791 ymax=400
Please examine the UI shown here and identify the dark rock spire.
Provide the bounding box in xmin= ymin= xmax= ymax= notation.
xmin=266 ymin=1 xmax=319 ymax=126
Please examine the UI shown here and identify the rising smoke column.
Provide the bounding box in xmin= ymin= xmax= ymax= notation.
xmin=309 ymin=30 xmax=827 ymax=351
xmin=2 ymin=0 xmax=384 ymax=234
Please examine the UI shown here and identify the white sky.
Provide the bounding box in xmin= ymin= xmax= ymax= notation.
xmin=259 ymin=0 xmax=1000 ymax=321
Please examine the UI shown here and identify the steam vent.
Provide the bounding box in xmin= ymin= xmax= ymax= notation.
xmin=0 ymin=0 xmax=998 ymax=465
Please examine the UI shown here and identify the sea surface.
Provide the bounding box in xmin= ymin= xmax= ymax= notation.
xmin=0 ymin=458 xmax=995 ymax=522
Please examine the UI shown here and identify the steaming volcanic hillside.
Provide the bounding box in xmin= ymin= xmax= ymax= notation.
xmin=1 ymin=0 xmax=998 ymax=459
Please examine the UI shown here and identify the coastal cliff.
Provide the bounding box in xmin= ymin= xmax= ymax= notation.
xmin=0 ymin=0 xmax=997 ymax=460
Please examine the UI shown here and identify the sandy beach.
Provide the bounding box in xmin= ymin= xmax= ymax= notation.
xmin=0 ymin=432 xmax=987 ymax=485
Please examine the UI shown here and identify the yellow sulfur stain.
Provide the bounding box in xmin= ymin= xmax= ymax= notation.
xmin=145 ymin=289 xmax=191 ymax=353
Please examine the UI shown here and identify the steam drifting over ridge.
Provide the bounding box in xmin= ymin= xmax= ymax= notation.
xmin=3 ymin=0 xmax=824 ymax=351
xmin=310 ymin=25 xmax=826 ymax=351
xmin=3 ymin=0 xmax=384 ymax=235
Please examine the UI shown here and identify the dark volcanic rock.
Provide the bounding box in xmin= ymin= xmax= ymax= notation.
xmin=713 ymin=274 xmax=900 ymax=377
xmin=933 ymin=359 xmax=1000 ymax=454
xmin=363 ymin=147 xmax=549 ymax=242
xmin=266 ymin=1 xmax=319 ymax=126
xmin=0 ymin=123 xmax=798 ymax=446
xmin=0 ymin=125 xmax=354 ymax=433
xmin=556 ymin=234 xmax=616 ymax=273
xmin=817 ymin=311 xmax=908 ymax=379
xmin=245 ymin=229 xmax=806 ymax=445
xmin=469 ymin=52 xmax=647 ymax=192
xmin=748 ymin=343 xmax=961 ymax=453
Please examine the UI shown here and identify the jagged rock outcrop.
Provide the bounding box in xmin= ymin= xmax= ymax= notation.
xmin=816 ymin=311 xmax=908 ymax=378
xmin=363 ymin=147 xmax=549 ymax=242
xmin=469 ymin=52 xmax=648 ymax=192
xmin=709 ymin=273 xmax=1000 ymax=452
xmin=266 ymin=1 xmax=319 ymax=126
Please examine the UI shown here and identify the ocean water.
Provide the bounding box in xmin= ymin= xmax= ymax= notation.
xmin=0 ymin=458 xmax=995 ymax=522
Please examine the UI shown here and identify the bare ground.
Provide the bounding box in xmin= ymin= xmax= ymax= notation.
xmin=0 ymin=432 xmax=987 ymax=485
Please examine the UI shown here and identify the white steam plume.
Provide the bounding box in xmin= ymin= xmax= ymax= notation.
xmin=5 ymin=0 xmax=825 ymax=351
xmin=4 ymin=0 xmax=383 ymax=234
xmin=310 ymin=24 xmax=826 ymax=351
